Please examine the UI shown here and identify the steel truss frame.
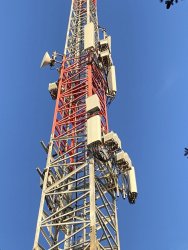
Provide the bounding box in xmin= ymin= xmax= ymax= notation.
xmin=33 ymin=1 xmax=127 ymax=249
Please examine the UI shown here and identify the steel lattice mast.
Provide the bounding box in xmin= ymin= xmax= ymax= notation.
xmin=33 ymin=1 xmax=137 ymax=249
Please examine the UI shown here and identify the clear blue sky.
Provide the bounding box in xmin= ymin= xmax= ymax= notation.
xmin=0 ymin=0 xmax=188 ymax=249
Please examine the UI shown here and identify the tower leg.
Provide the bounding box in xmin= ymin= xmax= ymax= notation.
xmin=33 ymin=141 xmax=53 ymax=250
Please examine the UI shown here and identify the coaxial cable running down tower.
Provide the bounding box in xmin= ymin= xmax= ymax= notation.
xmin=33 ymin=1 xmax=138 ymax=249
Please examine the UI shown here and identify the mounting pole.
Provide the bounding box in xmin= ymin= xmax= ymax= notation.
xmin=89 ymin=158 xmax=97 ymax=249
xmin=87 ymin=0 xmax=90 ymax=23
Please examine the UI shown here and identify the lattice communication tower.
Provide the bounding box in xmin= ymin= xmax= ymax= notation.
xmin=33 ymin=1 xmax=138 ymax=249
